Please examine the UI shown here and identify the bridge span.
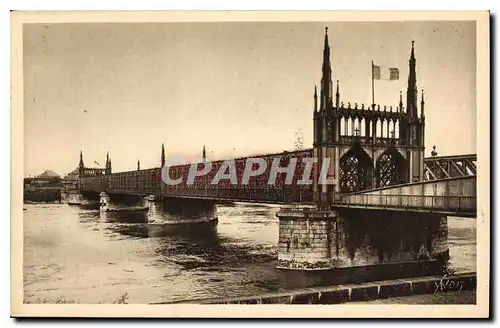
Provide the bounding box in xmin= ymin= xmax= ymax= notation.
xmin=77 ymin=151 xmax=477 ymax=211
xmin=335 ymin=176 xmax=476 ymax=218
xmin=63 ymin=28 xmax=478 ymax=273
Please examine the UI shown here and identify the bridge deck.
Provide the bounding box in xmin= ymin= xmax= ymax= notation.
xmin=77 ymin=152 xmax=477 ymax=216
xmin=336 ymin=176 xmax=477 ymax=218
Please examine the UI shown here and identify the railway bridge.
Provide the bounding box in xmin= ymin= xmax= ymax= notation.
xmin=65 ymin=28 xmax=477 ymax=272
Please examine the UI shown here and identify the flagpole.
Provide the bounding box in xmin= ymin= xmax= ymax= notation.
xmin=371 ymin=60 xmax=375 ymax=108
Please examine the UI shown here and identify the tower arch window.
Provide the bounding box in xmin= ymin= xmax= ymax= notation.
xmin=339 ymin=143 xmax=373 ymax=193
xmin=375 ymin=147 xmax=408 ymax=187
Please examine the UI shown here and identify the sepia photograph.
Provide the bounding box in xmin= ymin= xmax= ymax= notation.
xmin=10 ymin=11 xmax=490 ymax=318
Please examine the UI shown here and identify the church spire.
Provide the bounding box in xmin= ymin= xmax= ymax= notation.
xmin=407 ymin=41 xmax=418 ymax=119
xmin=137 ymin=159 xmax=140 ymax=171
xmin=161 ymin=143 xmax=166 ymax=167
xmin=320 ymin=26 xmax=333 ymax=110
xmin=202 ymin=145 xmax=206 ymax=161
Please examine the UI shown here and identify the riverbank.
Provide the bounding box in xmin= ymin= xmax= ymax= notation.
xmin=356 ymin=289 xmax=476 ymax=304
xmin=164 ymin=272 xmax=476 ymax=304
xmin=24 ymin=187 xmax=61 ymax=203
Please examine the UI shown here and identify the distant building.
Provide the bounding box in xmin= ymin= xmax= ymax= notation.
xmin=24 ymin=170 xmax=61 ymax=187
xmin=36 ymin=170 xmax=61 ymax=183
xmin=24 ymin=169 xmax=62 ymax=203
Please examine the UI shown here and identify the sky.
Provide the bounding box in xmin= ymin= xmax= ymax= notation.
xmin=23 ymin=21 xmax=476 ymax=177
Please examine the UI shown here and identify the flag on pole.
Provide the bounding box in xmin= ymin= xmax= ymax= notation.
xmin=94 ymin=161 xmax=100 ymax=166
xmin=373 ymin=65 xmax=399 ymax=80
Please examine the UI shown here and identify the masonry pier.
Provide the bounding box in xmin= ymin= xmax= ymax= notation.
xmin=62 ymin=190 xmax=87 ymax=205
xmin=61 ymin=190 xmax=100 ymax=209
xmin=98 ymin=192 xmax=147 ymax=212
xmin=145 ymin=196 xmax=218 ymax=225
xmin=276 ymin=208 xmax=449 ymax=278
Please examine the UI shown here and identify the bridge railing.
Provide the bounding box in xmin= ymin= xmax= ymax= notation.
xmin=338 ymin=194 xmax=476 ymax=216
xmin=162 ymin=186 xmax=314 ymax=204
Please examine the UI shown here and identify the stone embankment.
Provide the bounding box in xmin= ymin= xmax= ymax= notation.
xmin=163 ymin=273 xmax=475 ymax=304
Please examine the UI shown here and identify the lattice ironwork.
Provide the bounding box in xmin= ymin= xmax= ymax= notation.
xmin=375 ymin=148 xmax=407 ymax=187
xmin=339 ymin=145 xmax=373 ymax=193
xmin=79 ymin=150 xmax=317 ymax=204
xmin=423 ymin=154 xmax=477 ymax=181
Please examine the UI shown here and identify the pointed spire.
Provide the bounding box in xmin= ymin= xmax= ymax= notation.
xmin=335 ymin=80 xmax=340 ymax=108
xmin=161 ymin=143 xmax=166 ymax=167
xmin=104 ymin=151 xmax=110 ymax=174
xmin=105 ymin=151 xmax=110 ymax=170
xmin=420 ymin=89 xmax=425 ymax=118
xmin=407 ymin=40 xmax=417 ymax=118
xmin=324 ymin=26 xmax=329 ymax=48
xmin=202 ymin=144 xmax=206 ymax=161
xmin=313 ymin=85 xmax=318 ymax=111
xmin=320 ymin=26 xmax=332 ymax=110
xmin=79 ymin=150 xmax=84 ymax=168
xmin=137 ymin=159 xmax=140 ymax=171
xmin=399 ymin=91 xmax=403 ymax=112
xmin=107 ymin=156 xmax=112 ymax=174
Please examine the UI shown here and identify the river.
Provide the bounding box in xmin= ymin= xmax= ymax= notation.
xmin=23 ymin=203 xmax=476 ymax=304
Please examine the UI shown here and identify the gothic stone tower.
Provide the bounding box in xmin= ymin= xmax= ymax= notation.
xmin=277 ymin=31 xmax=433 ymax=271
xmin=313 ymin=28 xmax=426 ymax=206
xmin=402 ymin=41 xmax=426 ymax=182
xmin=313 ymin=27 xmax=340 ymax=208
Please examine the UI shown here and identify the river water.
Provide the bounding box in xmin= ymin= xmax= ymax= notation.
xmin=23 ymin=203 xmax=476 ymax=304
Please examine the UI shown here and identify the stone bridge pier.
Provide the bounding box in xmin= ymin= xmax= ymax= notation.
xmin=62 ymin=190 xmax=99 ymax=208
xmin=276 ymin=208 xmax=449 ymax=280
xmin=61 ymin=190 xmax=86 ymax=205
xmin=144 ymin=196 xmax=218 ymax=225
xmin=99 ymin=192 xmax=147 ymax=212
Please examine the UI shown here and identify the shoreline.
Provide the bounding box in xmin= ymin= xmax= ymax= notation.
xmin=158 ymin=272 xmax=476 ymax=305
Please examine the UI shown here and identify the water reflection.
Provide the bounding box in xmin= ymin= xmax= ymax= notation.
xmin=95 ymin=208 xmax=277 ymax=272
